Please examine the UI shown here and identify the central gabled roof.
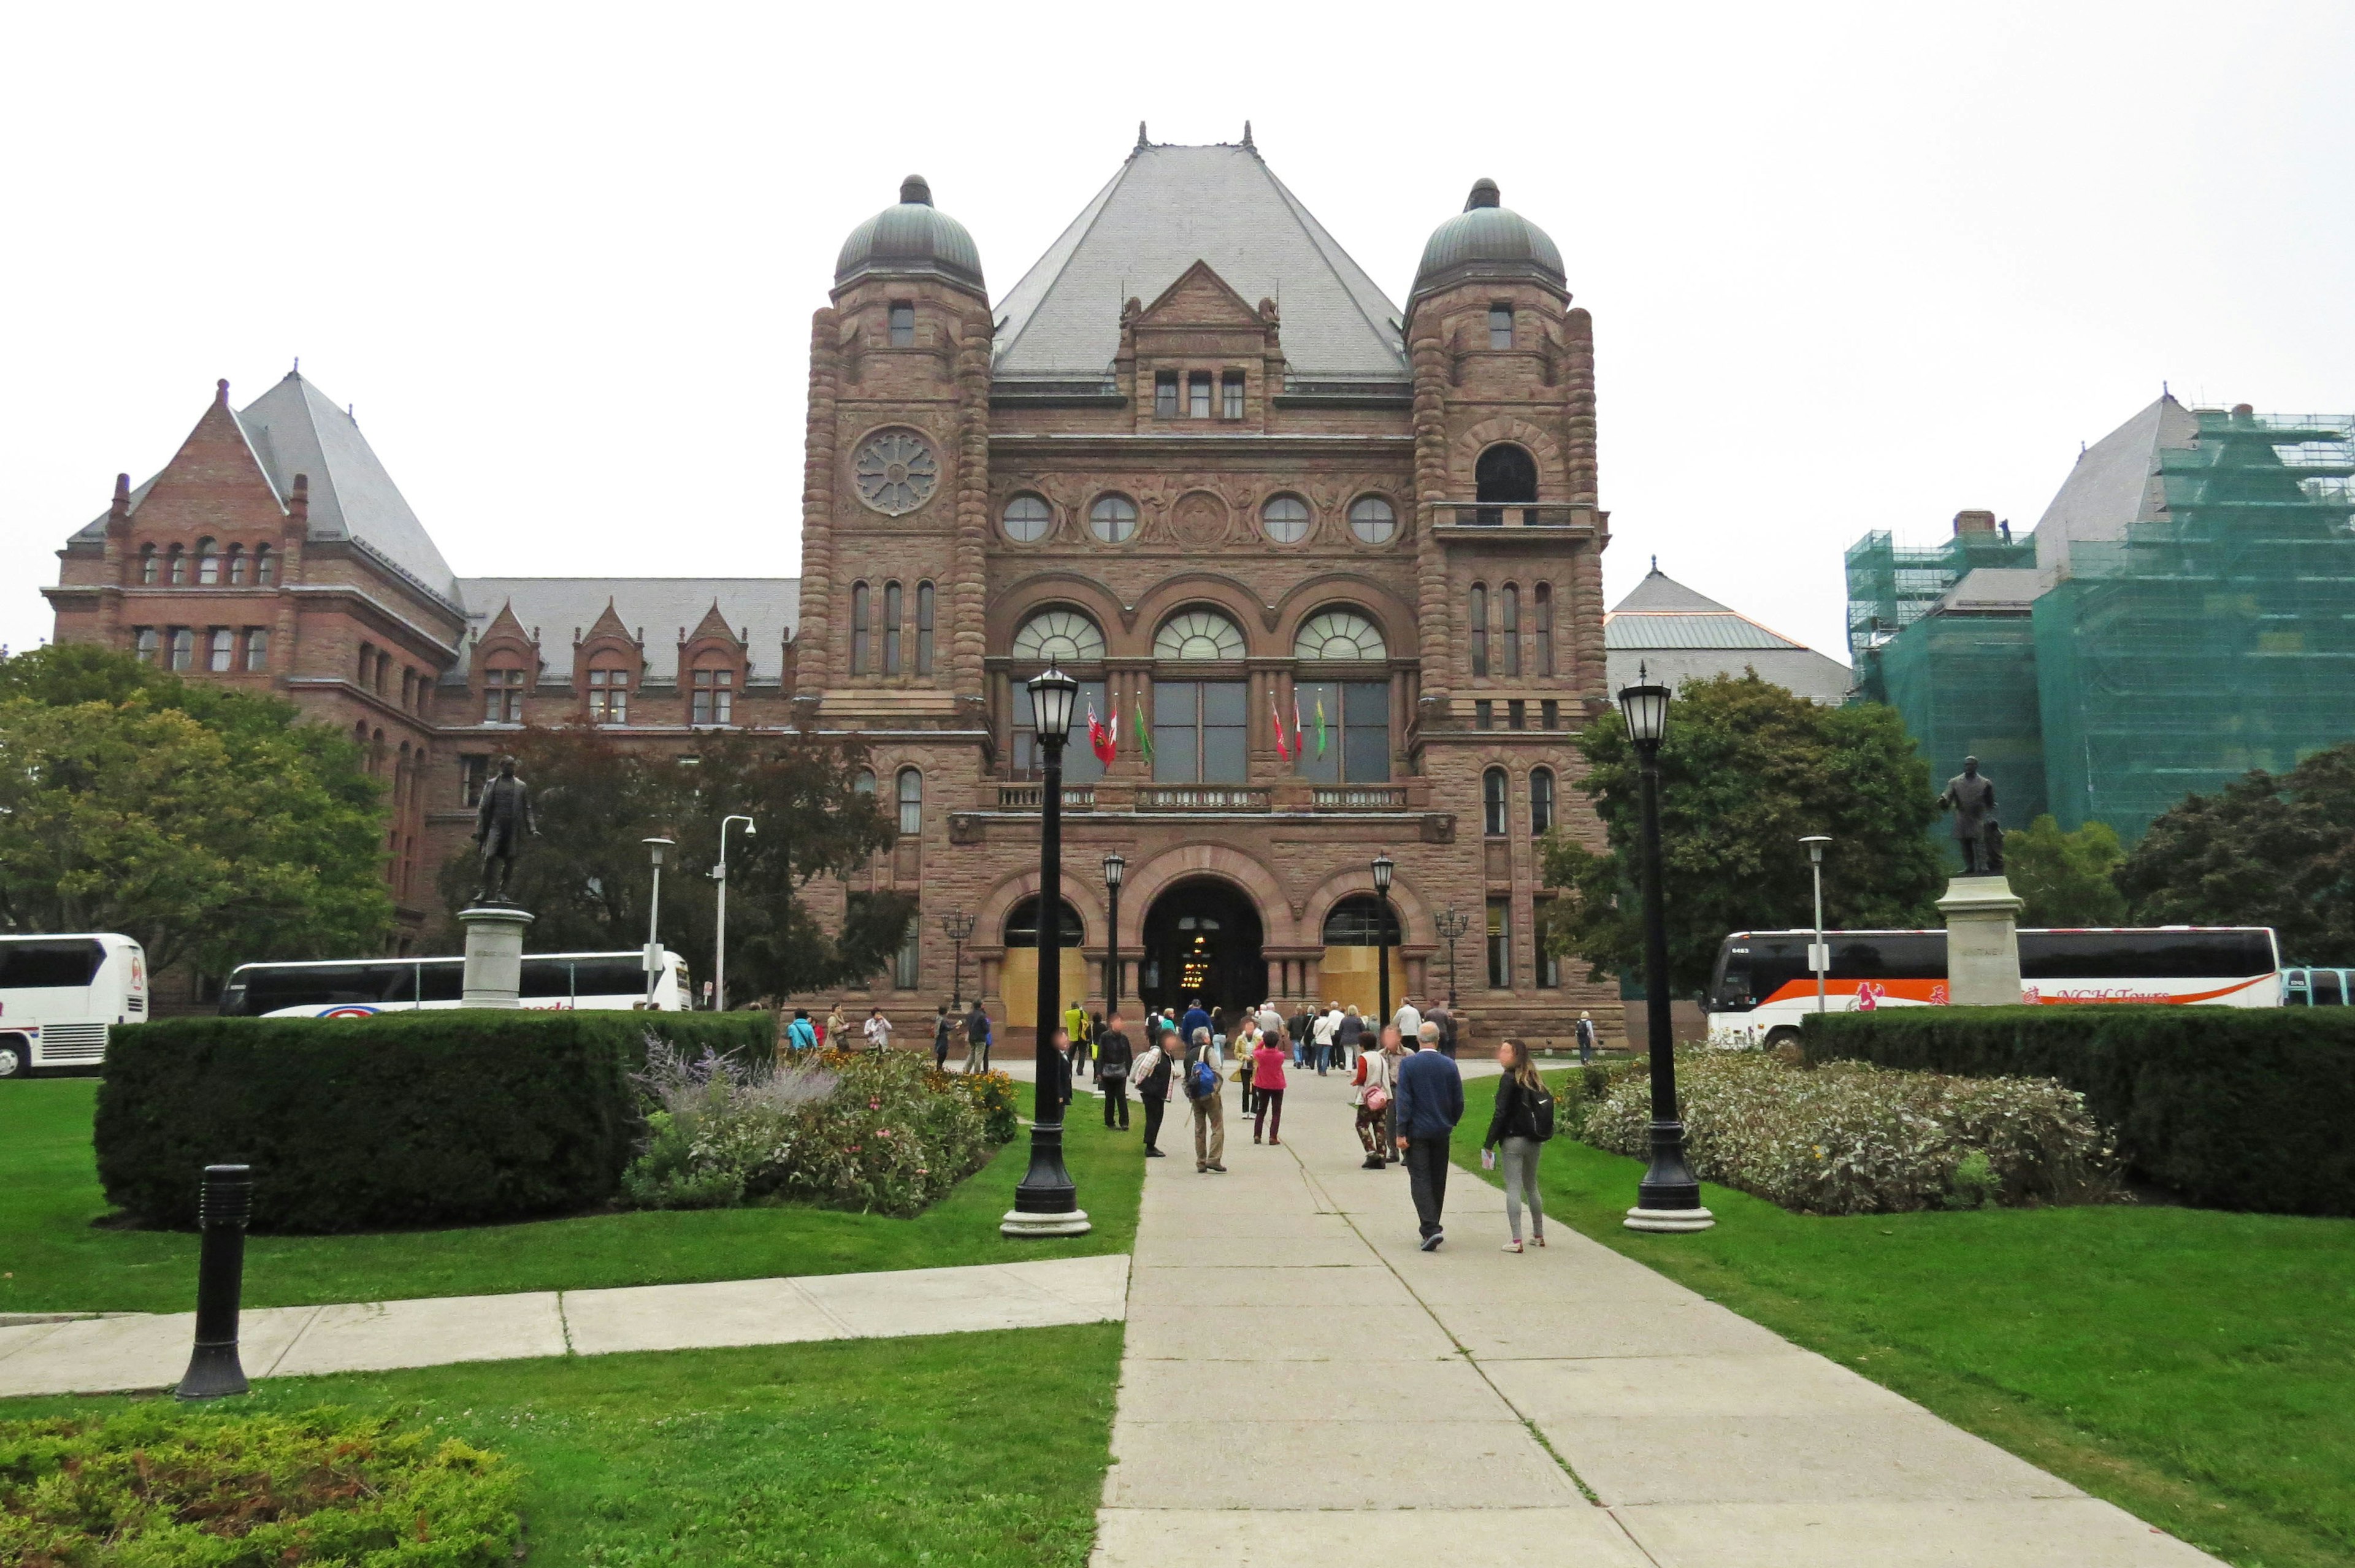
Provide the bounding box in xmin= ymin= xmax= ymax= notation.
xmin=991 ymin=142 xmax=1407 ymax=384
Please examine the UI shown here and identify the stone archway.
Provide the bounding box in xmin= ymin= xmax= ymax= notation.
xmin=1138 ymin=876 xmax=1265 ymax=1019
xmin=1116 ymin=843 xmax=1295 ymax=950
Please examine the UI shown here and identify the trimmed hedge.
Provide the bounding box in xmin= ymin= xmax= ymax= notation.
xmin=1801 ymin=1006 xmax=2355 ymax=1215
xmin=95 ymin=1009 xmax=776 ymax=1233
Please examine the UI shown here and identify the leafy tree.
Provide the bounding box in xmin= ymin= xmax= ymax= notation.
xmin=0 ymin=644 xmax=392 ymax=974
xmin=436 ymin=724 xmax=911 ymax=1003
xmin=2002 ymin=815 xmax=2128 ymax=926
xmin=2118 ymin=741 xmax=2355 ymax=964
xmin=1539 ymin=673 xmax=1945 ymax=996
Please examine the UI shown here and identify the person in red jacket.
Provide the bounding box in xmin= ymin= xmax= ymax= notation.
xmin=1251 ymin=1031 xmax=1289 ymax=1145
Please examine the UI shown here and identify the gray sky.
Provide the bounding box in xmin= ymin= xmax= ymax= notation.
xmin=4 ymin=2 xmax=2349 ymax=667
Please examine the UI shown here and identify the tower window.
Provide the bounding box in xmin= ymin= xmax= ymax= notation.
xmin=1531 ymin=767 xmax=1555 ymax=835
xmin=1489 ymin=304 xmax=1513 ymax=349
xmin=1534 ymin=581 xmax=1555 ymax=677
xmin=1188 ymin=372 xmax=1212 ymax=418
xmin=1154 ymin=372 xmax=1179 ymax=418
xmin=851 ymin=582 xmax=871 ymax=673
xmin=1474 ymin=698 xmax=1493 ymax=730
xmin=884 ymin=581 xmax=903 ymax=673
xmin=1500 ymin=584 xmax=1521 ymax=676
xmin=888 ymin=302 xmax=914 ymax=346
xmin=1222 ymin=372 xmax=1244 ymax=419
xmin=1541 ymin=697 xmax=1560 ymax=730
xmin=916 ymin=581 xmax=935 ymax=675
xmin=1484 ymin=768 xmax=1508 ymax=836
xmin=1508 ymin=698 xmax=1526 ymax=730
xmin=1487 ymin=898 xmax=1512 ymax=989
xmin=1469 ymin=584 xmax=1489 ymax=675
xmin=897 ymin=767 xmax=924 ymax=835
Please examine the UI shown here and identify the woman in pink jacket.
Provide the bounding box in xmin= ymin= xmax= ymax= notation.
xmin=1251 ymin=1032 xmax=1289 ymax=1145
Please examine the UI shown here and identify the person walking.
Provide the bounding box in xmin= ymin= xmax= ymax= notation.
xmin=1047 ymin=1027 xmax=1076 ymax=1115
xmin=1135 ymin=1027 xmax=1175 ymax=1158
xmin=1395 ymin=1020 xmax=1465 ymax=1250
xmin=1380 ymin=1023 xmax=1409 ymax=1163
xmin=1426 ymin=999 xmax=1459 ymax=1059
xmin=864 ymin=1006 xmax=892 ymax=1054
xmin=1065 ymin=1000 xmax=1092 ymax=1082
xmin=931 ymin=1003 xmax=953 ymax=1070
xmin=824 ymin=1003 xmax=848 ymax=1051
xmin=1098 ymin=1011 xmax=1134 ymax=1130
xmin=1312 ymin=1003 xmax=1341 ymax=1076
xmin=1575 ymin=1011 xmax=1597 ymax=1066
xmin=1184 ymin=1026 xmax=1228 ymax=1173
xmin=1483 ymin=1039 xmax=1553 ymax=1252
xmin=1233 ymin=1015 xmax=1260 ymax=1117
xmin=1257 ymin=1000 xmax=1285 ymax=1041
xmin=1337 ymin=1004 xmax=1365 ymax=1071
xmin=786 ymin=1008 xmax=818 ymax=1054
xmin=1289 ymin=1005 xmax=1312 ymax=1066
xmin=1252 ymin=1028 xmax=1289 ymax=1144
xmin=1393 ymin=995 xmax=1423 ymax=1045
xmin=1352 ymin=1027 xmax=1398 ymax=1169
xmin=963 ymin=1001 xmax=992 ymax=1073
xmin=1180 ymin=997 xmax=1212 ymax=1049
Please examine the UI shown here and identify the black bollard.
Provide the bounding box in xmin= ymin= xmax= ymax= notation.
xmin=175 ymin=1163 xmax=253 ymax=1400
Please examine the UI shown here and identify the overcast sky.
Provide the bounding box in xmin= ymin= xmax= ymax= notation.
xmin=4 ymin=2 xmax=2349 ymax=667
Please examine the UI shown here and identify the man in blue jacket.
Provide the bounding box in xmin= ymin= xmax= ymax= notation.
xmin=1392 ymin=1020 xmax=1464 ymax=1250
xmin=1179 ymin=998 xmax=1212 ymax=1049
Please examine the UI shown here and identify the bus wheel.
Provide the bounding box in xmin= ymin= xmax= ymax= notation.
xmin=0 ymin=1038 xmax=26 ymax=1078
xmin=1763 ymin=1027 xmax=1802 ymax=1057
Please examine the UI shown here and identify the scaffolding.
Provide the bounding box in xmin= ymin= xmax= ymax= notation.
xmin=1845 ymin=529 xmax=2036 ymax=667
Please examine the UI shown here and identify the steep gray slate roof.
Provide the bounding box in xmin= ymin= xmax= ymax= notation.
xmin=2031 ymin=393 xmax=2199 ymax=578
xmin=992 ymin=143 xmax=1407 ymax=384
xmin=1606 ymin=565 xmax=1852 ymax=704
xmin=452 ymin=578 xmax=800 ymax=683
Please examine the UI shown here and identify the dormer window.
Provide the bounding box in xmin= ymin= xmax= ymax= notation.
xmin=889 ymin=302 xmax=915 ymax=346
xmin=1489 ymin=304 xmax=1514 ymax=349
xmin=588 ymin=667 xmax=630 ymax=724
xmin=1189 ymin=372 xmax=1212 ymax=418
xmin=692 ymin=665 xmax=734 ymax=725
xmin=484 ymin=667 xmax=525 ymax=724
xmin=1154 ymin=372 xmax=1178 ymax=418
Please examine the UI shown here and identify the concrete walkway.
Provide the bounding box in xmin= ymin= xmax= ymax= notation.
xmin=1093 ymin=1065 xmax=2218 ymax=1567
xmin=0 ymin=1253 xmax=1127 ymax=1399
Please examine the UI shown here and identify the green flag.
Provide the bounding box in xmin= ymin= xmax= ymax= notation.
xmin=1133 ymin=704 xmax=1154 ymax=763
xmin=1314 ymin=694 xmax=1328 ymax=757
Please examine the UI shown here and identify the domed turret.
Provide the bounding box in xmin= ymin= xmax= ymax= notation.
xmin=1407 ymin=178 xmax=1564 ymax=310
xmin=833 ymin=174 xmax=984 ymax=294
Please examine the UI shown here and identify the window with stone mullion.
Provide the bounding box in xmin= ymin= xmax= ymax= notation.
xmin=1152 ymin=680 xmax=1246 ymax=784
xmin=1290 ymin=679 xmax=1390 ymax=783
xmin=1011 ymin=678 xmax=1108 ymax=784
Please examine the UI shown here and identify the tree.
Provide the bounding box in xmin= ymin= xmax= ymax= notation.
xmin=2002 ymin=815 xmax=2128 ymax=926
xmin=0 ymin=644 xmax=392 ymax=974
xmin=436 ymin=724 xmax=913 ymax=1003
xmin=1539 ymin=673 xmax=1946 ymax=997
xmin=2118 ymin=741 xmax=2355 ymax=965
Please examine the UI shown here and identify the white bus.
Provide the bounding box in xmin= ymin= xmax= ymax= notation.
xmin=1707 ymin=926 xmax=2281 ymax=1048
xmin=218 ymin=950 xmax=690 ymax=1017
xmin=0 ymin=933 xmax=148 ymax=1077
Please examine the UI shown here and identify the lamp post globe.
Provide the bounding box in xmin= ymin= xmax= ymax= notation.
xmin=1371 ymin=852 xmax=1396 ymax=1029
xmin=1005 ymin=666 xmax=1089 ymax=1237
xmin=1435 ymin=905 xmax=1469 ymax=1008
xmin=938 ymin=908 xmax=976 ymax=1010
xmin=1101 ymin=852 xmax=1126 ymax=1016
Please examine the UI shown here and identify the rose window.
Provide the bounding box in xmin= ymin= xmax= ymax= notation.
xmin=853 ymin=429 xmax=939 ymax=515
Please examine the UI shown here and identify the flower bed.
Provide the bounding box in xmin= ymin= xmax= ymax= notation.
xmin=1581 ymin=1050 xmax=2123 ymax=1215
xmin=0 ymin=1407 xmax=518 ymax=1566
xmin=622 ymin=1046 xmax=1011 ymax=1215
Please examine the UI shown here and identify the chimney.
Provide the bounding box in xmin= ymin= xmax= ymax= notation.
xmin=289 ymin=473 xmax=310 ymax=524
xmin=109 ymin=473 xmax=131 ymax=523
xmin=1952 ymin=509 xmax=1997 ymax=538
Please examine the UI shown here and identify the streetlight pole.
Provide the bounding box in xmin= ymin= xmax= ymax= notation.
xmin=938 ymin=909 xmax=976 ymax=1009
xmin=714 ymin=815 xmax=755 ymax=1011
xmin=1371 ymin=852 xmax=1395 ymax=1032
xmin=1618 ymin=671 xmax=1714 ymax=1233
xmin=642 ymin=837 xmax=675 ymax=1009
xmin=1800 ymin=836 xmax=1832 ymax=1020
xmin=1436 ymin=906 xmax=1468 ymax=1009
xmin=1102 ymin=852 xmax=1126 ymax=1018
xmin=1005 ymin=665 xmax=1089 ymax=1237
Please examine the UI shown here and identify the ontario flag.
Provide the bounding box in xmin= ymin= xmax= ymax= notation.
xmin=1269 ymin=692 xmax=1293 ymax=762
xmin=1087 ymin=702 xmax=1117 ymax=766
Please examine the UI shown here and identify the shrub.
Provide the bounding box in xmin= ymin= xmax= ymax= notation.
xmin=1581 ymin=1050 xmax=2123 ymax=1215
xmin=1802 ymin=1005 xmax=2355 ymax=1215
xmin=0 ymin=1405 xmax=518 ymax=1566
xmin=621 ymin=1046 xmax=1006 ymax=1216
xmin=96 ymin=1010 xmax=775 ymax=1233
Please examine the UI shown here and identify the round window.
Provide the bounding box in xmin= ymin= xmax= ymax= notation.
xmin=1002 ymin=494 xmax=1052 ymax=542
xmin=1090 ymin=494 xmax=1139 ymax=543
xmin=1348 ymin=495 xmax=1397 ymax=544
xmin=1262 ymin=494 xmax=1311 ymax=543
xmin=853 ymin=429 xmax=939 ymax=516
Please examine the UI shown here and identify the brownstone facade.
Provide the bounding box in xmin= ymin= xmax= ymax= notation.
xmin=47 ymin=138 xmax=1622 ymax=1042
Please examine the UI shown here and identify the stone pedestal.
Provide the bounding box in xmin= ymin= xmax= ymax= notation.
xmin=459 ymin=904 xmax=535 ymax=1008
xmin=1936 ymin=875 xmax=2024 ymax=1007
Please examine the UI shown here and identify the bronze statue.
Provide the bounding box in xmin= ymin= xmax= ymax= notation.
xmin=1937 ymin=755 xmax=2003 ymax=875
xmin=473 ymin=754 xmax=538 ymax=903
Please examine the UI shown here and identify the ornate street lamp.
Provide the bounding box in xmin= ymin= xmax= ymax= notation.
xmin=1800 ymin=836 xmax=1832 ymax=1018
xmin=1435 ymin=906 xmax=1469 ymax=1008
xmin=1102 ymin=852 xmax=1127 ymax=1017
xmin=1618 ymin=668 xmax=1712 ymax=1232
xmin=1005 ymin=665 xmax=1089 ymax=1237
xmin=938 ymin=908 xmax=976 ymax=1009
xmin=642 ymin=836 xmax=675 ymax=1008
xmin=1371 ymin=852 xmax=1396 ymax=1032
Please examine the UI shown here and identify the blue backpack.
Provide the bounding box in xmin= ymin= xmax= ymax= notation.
xmin=1188 ymin=1052 xmax=1219 ymax=1100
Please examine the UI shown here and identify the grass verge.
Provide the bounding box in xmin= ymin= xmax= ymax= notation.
xmin=1450 ymin=1071 xmax=2355 ymax=1568
xmin=1 ymin=1323 xmax=1124 ymax=1566
xmin=0 ymin=1077 xmax=1143 ymax=1314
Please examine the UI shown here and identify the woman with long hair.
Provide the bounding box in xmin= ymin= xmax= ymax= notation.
xmin=1483 ymin=1039 xmax=1550 ymax=1252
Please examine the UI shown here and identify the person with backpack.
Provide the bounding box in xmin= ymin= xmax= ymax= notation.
xmin=1098 ymin=1011 xmax=1134 ymax=1130
xmin=786 ymin=1008 xmax=819 ymax=1055
xmin=1184 ymin=1026 xmax=1228 ymax=1173
xmin=1134 ymin=1027 xmax=1176 ymax=1158
xmin=963 ymin=1001 xmax=992 ymax=1074
xmin=1352 ymin=1026 xmax=1398 ymax=1169
xmin=1575 ymin=1011 xmax=1597 ymax=1066
xmin=1482 ymin=1039 xmax=1555 ymax=1252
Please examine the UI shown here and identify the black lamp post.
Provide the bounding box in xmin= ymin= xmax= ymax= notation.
xmin=1004 ymin=665 xmax=1090 ymax=1237
xmin=938 ymin=908 xmax=976 ymax=1009
xmin=1436 ymin=906 xmax=1468 ymax=1008
xmin=1102 ymin=852 xmax=1126 ymax=1018
xmin=1618 ymin=668 xmax=1714 ymax=1232
xmin=1371 ymin=852 xmax=1395 ymax=1031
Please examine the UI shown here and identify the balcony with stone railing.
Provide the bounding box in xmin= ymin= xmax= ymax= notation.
xmin=1425 ymin=502 xmax=1599 ymax=540
xmin=995 ymin=782 xmax=1095 ymax=810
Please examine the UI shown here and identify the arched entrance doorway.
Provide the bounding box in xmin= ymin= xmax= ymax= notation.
xmin=1319 ymin=895 xmax=1406 ymax=1018
xmin=1000 ymin=895 xmax=1085 ymax=1032
xmin=1140 ymin=878 xmax=1265 ymax=1019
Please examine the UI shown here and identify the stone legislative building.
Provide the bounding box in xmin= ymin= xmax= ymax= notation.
xmin=47 ymin=130 xmax=1620 ymax=1040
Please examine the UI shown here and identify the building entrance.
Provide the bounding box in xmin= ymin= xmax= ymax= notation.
xmin=1139 ymin=878 xmax=1265 ymax=1020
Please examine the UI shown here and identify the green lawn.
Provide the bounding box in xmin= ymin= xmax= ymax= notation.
xmin=1 ymin=1323 xmax=1123 ymax=1566
xmin=1453 ymin=1071 xmax=2355 ymax=1568
xmin=0 ymin=1078 xmax=1143 ymax=1314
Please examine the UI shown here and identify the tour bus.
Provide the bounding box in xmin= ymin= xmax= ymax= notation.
xmin=1707 ymin=926 xmax=2281 ymax=1047
xmin=218 ymin=949 xmax=690 ymax=1017
xmin=2282 ymin=967 xmax=2354 ymax=1007
xmin=0 ymin=933 xmax=148 ymax=1078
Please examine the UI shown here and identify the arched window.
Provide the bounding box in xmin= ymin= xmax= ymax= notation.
xmin=1499 ymin=584 xmax=1521 ymax=676
xmin=1534 ymin=582 xmax=1555 ymax=678
xmin=1322 ymin=894 xmax=1402 ymax=946
xmin=167 ymin=627 xmax=193 ymax=670
xmin=226 ymin=544 xmax=247 ymax=584
xmin=854 ymin=768 xmax=876 ymax=797
xmin=137 ymin=545 xmax=158 ymax=584
xmin=1261 ymin=494 xmax=1311 ymax=543
xmin=883 ymin=581 xmax=904 ymax=674
xmin=896 ymin=767 xmax=923 ymax=835
xmin=850 ymin=583 xmax=871 ymax=675
xmin=1489 ymin=303 xmax=1514 ymax=350
xmin=166 ymin=544 xmax=187 ymax=584
xmin=692 ymin=664 xmax=734 ymax=725
xmin=1011 ymin=608 xmax=1105 ymax=664
xmin=1154 ymin=608 xmax=1246 ymax=661
xmin=1293 ymin=609 xmax=1388 ymax=662
xmin=916 ymin=581 xmax=935 ymax=675
xmin=1089 ymin=493 xmax=1138 ymax=543
xmin=196 ymin=538 xmax=220 ymax=585
xmin=358 ymin=644 xmax=375 ymax=687
xmin=484 ymin=664 xmax=525 ymax=724
xmin=1469 ymin=584 xmax=1489 ymax=676
xmin=1483 ymin=767 xmax=1509 ymax=836
xmin=588 ymin=665 xmax=630 ymax=723
xmin=1001 ymin=494 xmax=1053 ymax=542
xmin=1347 ymin=495 xmax=1397 ymax=544
xmin=1475 ymin=443 xmax=1537 ymax=525
xmin=1531 ymin=767 xmax=1555 ymax=835
xmin=1003 ymin=895 xmax=1084 ymax=948
xmin=254 ymin=545 xmax=275 ymax=585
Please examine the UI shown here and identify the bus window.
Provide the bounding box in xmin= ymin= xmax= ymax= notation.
xmin=419 ymin=962 xmax=465 ymax=1002
xmin=2316 ymin=971 xmax=2347 ymax=1007
xmin=0 ymin=939 xmax=105 ymax=989
xmin=2020 ymin=930 xmax=2274 ymax=981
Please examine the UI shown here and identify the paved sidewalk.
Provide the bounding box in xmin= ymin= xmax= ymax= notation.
xmin=0 ymin=1253 xmax=1127 ymax=1399
xmin=1094 ymin=1067 xmax=2217 ymax=1567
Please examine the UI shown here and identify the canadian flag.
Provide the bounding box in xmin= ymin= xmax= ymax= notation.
xmin=1270 ymin=692 xmax=1293 ymax=762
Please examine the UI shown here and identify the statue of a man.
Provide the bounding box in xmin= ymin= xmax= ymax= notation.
xmin=1937 ymin=755 xmax=2001 ymax=875
xmin=473 ymin=754 xmax=538 ymax=903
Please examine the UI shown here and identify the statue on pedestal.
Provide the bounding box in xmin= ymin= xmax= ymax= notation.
xmin=1937 ymin=755 xmax=2004 ymax=876
xmin=473 ymin=755 xmax=539 ymax=903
